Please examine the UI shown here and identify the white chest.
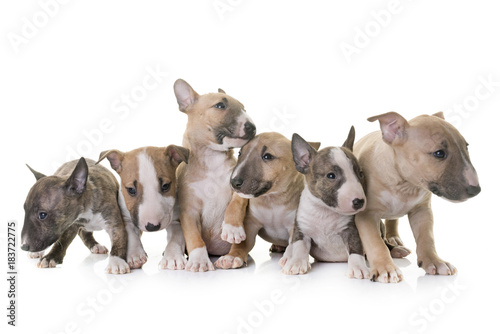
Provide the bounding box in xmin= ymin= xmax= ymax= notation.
xmin=76 ymin=210 xmax=107 ymax=232
xmin=250 ymin=203 xmax=296 ymax=242
xmin=379 ymin=188 xmax=428 ymax=219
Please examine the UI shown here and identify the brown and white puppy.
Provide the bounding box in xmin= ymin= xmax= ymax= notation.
xmin=215 ymin=132 xmax=320 ymax=269
xmin=20 ymin=158 xmax=130 ymax=274
xmin=354 ymin=112 xmax=481 ymax=283
xmin=280 ymin=127 xmax=369 ymax=278
xmin=97 ymin=145 xmax=189 ymax=270
xmin=174 ymin=79 xmax=256 ymax=272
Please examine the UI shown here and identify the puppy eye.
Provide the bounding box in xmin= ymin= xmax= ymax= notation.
xmin=433 ymin=150 xmax=447 ymax=159
xmin=126 ymin=187 xmax=137 ymax=196
xmin=38 ymin=211 xmax=48 ymax=220
xmin=214 ymin=102 xmax=226 ymax=110
xmin=262 ymin=153 xmax=275 ymax=161
xmin=161 ymin=182 xmax=171 ymax=193
xmin=326 ymin=173 xmax=336 ymax=180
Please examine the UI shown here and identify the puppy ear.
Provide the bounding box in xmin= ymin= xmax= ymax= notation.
xmin=66 ymin=158 xmax=88 ymax=195
xmin=26 ymin=164 xmax=46 ymax=181
xmin=433 ymin=111 xmax=445 ymax=120
xmin=308 ymin=142 xmax=321 ymax=150
xmin=174 ymin=79 xmax=199 ymax=112
xmin=342 ymin=126 xmax=356 ymax=151
xmin=218 ymin=88 xmax=226 ymax=94
xmin=166 ymin=145 xmax=189 ymax=167
xmin=96 ymin=150 xmax=124 ymax=173
xmin=367 ymin=112 xmax=409 ymax=145
xmin=291 ymin=133 xmax=317 ymax=174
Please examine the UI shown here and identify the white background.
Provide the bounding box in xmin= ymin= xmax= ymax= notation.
xmin=2 ymin=1 xmax=500 ymax=333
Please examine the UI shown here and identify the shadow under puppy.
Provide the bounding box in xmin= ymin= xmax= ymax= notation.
xmin=280 ymin=127 xmax=369 ymax=278
xmin=20 ymin=158 xmax=130 ymax=274
xmin=215 ymin=132 xmax=320 ymax=269
xmin=97 ymin=145 xmax=189 ymax=270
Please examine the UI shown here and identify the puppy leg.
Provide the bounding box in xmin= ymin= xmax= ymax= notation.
xmin=408 ymin=204 xmax=456 ymax=275
xmin=181 ymin=212 xmax=214 ymax=272
xmin=340 ymin=221 xmax=370 ymax=279
xmin=355 ymin=212 xmax=403 ymax=283
xmin=78 ymin=228 xmax=109 ymax=254
xmin=385 ymin=219 xmax=411 ymax=258
xmin=159 ymin=221 xmax=187 ymax=270
xmin=215 ymin=220 xmax=260 ymax=269
xmin=281 ymin=223 xmax=311 ymax=275
xmin=37 ymin=224 xmax=79 ymax=268
xmin=221 ymin=193 xmax=248 ymax=244
xmin=105 ymin=216 xmax=130 ymax=275
xmin=125 ymin=220 xmax=147 ymax=269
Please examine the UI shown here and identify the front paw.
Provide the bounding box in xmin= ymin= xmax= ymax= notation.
xmin=185 ymin=247 xmax=214 ymax=272
xmin=346 ymin=254 xmax=370 ymax=279
xmin=214 ymin=255 xmax=244 ymax=269
xmin=159 ymin=252 xmax=186 ymax=270
xmin=128 ymin=248 xmax=148 ymax=269
xmin=369 ymin=260 xmax=403 ymax=283
xmin=29 ymin=251 xmax=44 ymax=259
xmin=90 ymin=244 xmax=109 ymax=255
xmin=221 ymin=222 xmax=246 ymax=244
xmin=105 ymin=256 xmax=131 ymax=274
xmin=281 ymin=258 xmax=310 ymax=275
xmin=418 ymin=256 xmax=457 ymax=275
xmin=37 ymin=255 xmax=62 ymax=268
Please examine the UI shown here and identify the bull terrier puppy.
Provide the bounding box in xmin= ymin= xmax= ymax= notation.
xmin=174 ymin=79 xmax=256 ymax=272
xmin=279 ymin=127 xmax=369 ymax=278
xmin=215 ymin=132 xmax=320 ymax=269
xmin=354 ymin=112 xmax=481 ymax=283
xmin=21 ymin=158 xmax=130 ymax=274
xmin=97 ymin=145 xmax=189 ymax=270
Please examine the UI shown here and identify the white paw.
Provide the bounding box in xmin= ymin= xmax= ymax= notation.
xmin=159 ymin=251 xmax=187 ymax=270
xmin=105 ymin=256 xmax=131 ymax=274
xmin=281 ymin=258 xmax=310 ymax=275
xmin=28 ymin=251 xmax=44 ymax=259
xmin=220 ymin=222 xmax=246 ymax=244
xmin=185 ymin=247 xmax=214 ymax=272
xmin=127 ymin=248 xmax=148 ymax=269
xmin=214 ymin=255 xmax=244 ymax=269
xmin=37 ymin=257 xmax=57 ymax=268
xmin=278 ymin=254 xmax=289 ymax=268
xmin=90 ymin=244 xmax=109 ymax=254
xmin=346 ymin=254 xmax=370 ymax=279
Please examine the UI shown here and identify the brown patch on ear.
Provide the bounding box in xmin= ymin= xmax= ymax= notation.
xmin=165 ymin=145 xmax=189 ymax=167
xmin=342 ymin=126 xmax=356 ymax=151
xmin=308 ymin=142 xmax=321 ymax=150
xmin=368 ymin=111 xmax=409 ymax=146
xmin=433 ymin=111 xmax=445 ymax=120
xmin=97 ymin=150 xmax=125 ymax=173
xmin=218 ymin=88 xmax=226 ymax=94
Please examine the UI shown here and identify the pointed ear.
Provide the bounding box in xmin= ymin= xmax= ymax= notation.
xmin=367 ymin=112 xmax=409 ymax=145
xmin=342 ymin=126 xmax=356 ymax=151
xmin=166 ymin=145 xmax=189 ymax=167
xmin=96 ymin=150 xmax=124 ymax=173
xmin=66 ymin=158 xmax=88 ymax=195
xmin=291 ymin=133 xmax=317 ymax=174
xmin=433 ymin=111 xmax=445 ymax=120
xmin=174 ymin=79 xmax=199 ymax=112
xmin=308 ymin=142 xmax=321 ymax=150
xmin=26 ymin=164 xmax=46 ymax=181
xmin=218 ymin=88 xmax=226 ymax=94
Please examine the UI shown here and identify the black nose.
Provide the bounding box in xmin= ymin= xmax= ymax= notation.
xmin=231 ymin=177 xmax=244 ymax=189
xmin=145 ymin=223 xmax=161 ymax=232
xmin=244 ymin=122 xmax=256 ymax=137
xmin=21 ymin=244 xmax=30 ymax=251
xmin=352 ymin=198 xmax=365 ymax=210
xmin=466 ymin=185 xmax=481 ymax=197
